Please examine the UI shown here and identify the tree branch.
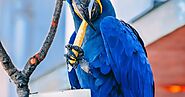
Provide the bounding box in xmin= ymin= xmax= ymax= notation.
xmin=22 ymin=0 xmax=63 ymax=78
xmin=0 ymin=42 xmax=18 ymax=77
xmin=0 ymin=0 xmax=64 ymax=97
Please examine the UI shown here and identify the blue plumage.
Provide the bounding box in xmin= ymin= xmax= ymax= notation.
xmin=66 ymin=0 xmax=154 ymax=97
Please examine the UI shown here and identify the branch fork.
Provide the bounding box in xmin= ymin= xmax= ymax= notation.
xmin=0 ymin=0 xmax=64 ymax=97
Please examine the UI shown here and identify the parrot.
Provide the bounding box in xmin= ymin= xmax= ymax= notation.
xmin=64 ymin=0 xmax=155 ymax=97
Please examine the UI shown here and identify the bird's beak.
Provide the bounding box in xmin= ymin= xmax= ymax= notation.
xmin=80 ymin=10 xmax=96 ymax=31
xmin=72 ymin=0 xmax=96 ymax=31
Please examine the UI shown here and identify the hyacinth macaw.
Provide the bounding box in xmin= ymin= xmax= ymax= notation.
xmin=65 ymin=0 xmax=154 ymax=97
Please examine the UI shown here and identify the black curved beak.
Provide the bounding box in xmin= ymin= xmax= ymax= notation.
xmin=74 ymin=0 xmax=96 ymax=31
xmin=81 ymin=9 xmax=96 ymax=31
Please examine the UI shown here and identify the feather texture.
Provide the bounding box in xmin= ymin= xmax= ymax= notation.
xmin=66 ymin=0 xmax=154 ymax=97
xmin=99 ymin=16 xmax=154 ymax=97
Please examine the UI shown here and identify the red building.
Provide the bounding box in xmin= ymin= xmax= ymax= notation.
xmin=147 ymin=25 xmax=185 ymax=97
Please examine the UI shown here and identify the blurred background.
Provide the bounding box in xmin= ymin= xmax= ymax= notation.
xmin=0 ymin=0 xmax=185 ymax=97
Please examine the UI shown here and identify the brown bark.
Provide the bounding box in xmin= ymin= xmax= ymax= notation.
xmin=0 ymin=0 xmax=64 ymax=97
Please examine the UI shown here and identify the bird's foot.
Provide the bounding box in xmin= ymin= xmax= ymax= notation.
xmin=64 ymin=44 xmax=84 ymax=68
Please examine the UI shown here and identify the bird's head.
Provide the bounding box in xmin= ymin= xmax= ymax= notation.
xmin=67 ymin=0 xmax=115 ymax=33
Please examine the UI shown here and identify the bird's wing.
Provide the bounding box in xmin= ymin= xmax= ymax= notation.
xmin=100 ymin=16 xmax=154 ymax=97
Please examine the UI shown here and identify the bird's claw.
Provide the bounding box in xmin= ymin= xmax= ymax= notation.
xmin=64 ymin=44 xmax=84 ymax=68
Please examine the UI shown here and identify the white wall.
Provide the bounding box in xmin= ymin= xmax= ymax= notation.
xmin=132 ymin=0 xmax=185 ymax=45
xmin=111 ymin=0 xmax=154 ymax=22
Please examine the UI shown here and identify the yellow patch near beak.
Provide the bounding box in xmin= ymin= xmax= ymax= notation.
xmin=72 ymin=0 xmax=83 ymax=19
xmin=96 ymin=0 xmax=103 ymax=13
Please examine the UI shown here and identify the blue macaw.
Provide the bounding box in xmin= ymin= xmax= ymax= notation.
xmin=65 ymin=0 xmax=154 ymax=97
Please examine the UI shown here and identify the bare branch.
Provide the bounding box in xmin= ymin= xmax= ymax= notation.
xmin=22 ymin=0 xmax=63 ymax=78
xmin=0 ymin=0 xmax=64 ymax=97
xmin=0 ymin=41 xmax=30 ymax=96
xmin=0 ymin=42 xmax=18 ymax=77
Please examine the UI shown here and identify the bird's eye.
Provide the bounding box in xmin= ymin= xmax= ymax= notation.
xmin=90 ymin=0 xmax=102 ymax=21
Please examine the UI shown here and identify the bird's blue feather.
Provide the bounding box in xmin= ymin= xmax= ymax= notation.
xmin=100 ymin=16 xmax=154 ymax=97
xmin=66 ymin=0 xmax=154 ymax=97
